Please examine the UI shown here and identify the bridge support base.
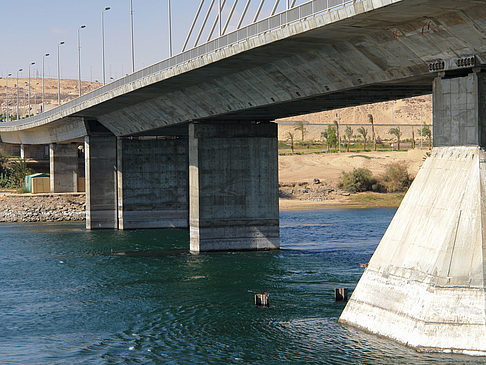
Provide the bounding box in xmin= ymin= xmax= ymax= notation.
xmin=116 ymin=137 xmax=188 ymax=230
xmin=50 ymin=143 xmax=79 ymax=193
xmin=189 ymin=122 xmax=279 ymax=252
xmin=340 ymin=72 xmax=486 ymax=354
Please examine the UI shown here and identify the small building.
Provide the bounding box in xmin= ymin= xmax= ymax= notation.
xmin=25 ymin=173 xmax=50 ymax=194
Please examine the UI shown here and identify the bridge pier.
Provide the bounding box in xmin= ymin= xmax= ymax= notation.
xmin=85 ymin=135 xmax=117 ymax=229
xmin=116 ymin=137 xmax=188 ymax=230
xmin=340 ymin=71 xmax=486 ymax=354
xmin=49 ymin=143 xmax=79 ymax=193
xmin=189 ymin=122 xmax=279 ymax=252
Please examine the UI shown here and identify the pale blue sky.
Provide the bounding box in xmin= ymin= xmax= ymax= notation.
xmin=1 ymin=0 xmax=306 ymax=82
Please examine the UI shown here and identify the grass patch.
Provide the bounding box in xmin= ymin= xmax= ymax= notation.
xmin=348 ymin=192 xmax=405 ymax=208
xmin=349 ymin=155 xmax=373 ymax=160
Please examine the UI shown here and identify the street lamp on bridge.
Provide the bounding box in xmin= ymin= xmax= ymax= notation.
xmin=42 ymin=53 xmax=50 ymax=113
xmin=102 ymin=6 xmax=111 ymax=85
xmin=57 ymin=41 xmax=65 ymax=105
xmin=16 ymin=68 xmax=23 ymax=120
xmin=78 ymin=25 xmax=87 ymax=97
xmin=28 ymin=62 xmax=35 ymax=117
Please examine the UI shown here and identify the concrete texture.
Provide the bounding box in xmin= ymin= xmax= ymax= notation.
xmin=1 ymin=0 xmax=486 ymax=143
xmin=117 ymin=137 xmax=188 ymax=229
xmin=85 ymin=135 xmax=117 ymax=229
xmin=340 ymin=146 xmax=486 ymax=354
xmin=20 ymin=144 xmax=48 ymax=160
xmin=49 ymin=143 xmax=79 ymax=193
xmin=434 ymin=73 xmax=486 ymax=146
xmin=189 ymin=122 xmax=279 ymax=252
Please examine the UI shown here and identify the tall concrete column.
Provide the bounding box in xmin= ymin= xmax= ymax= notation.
xmin=117 ymin=137 xmax=188 ymax=229
xmin=340 ymin=71 xmax=486 ymax=354
xmin=189 ymin=122 xmax=279 ymax=252
xmin=49 ymin=143 xmax=79 ymax=193
xmin=85 ymin=135 xmax=117 ymax=229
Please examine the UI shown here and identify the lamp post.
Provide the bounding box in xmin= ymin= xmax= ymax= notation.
xmin=130 ymin=0 xmax=135 ymax=72
xmin=168 ymin=0 xmax=173 ymax=57
xmin=102 ymin=6 xmax=111 ymax=85
xmin=16 ymin=68 xmax=23 ymax=120
xmin=78 ymin=25 xmax=86 ymax=96
xmin=42 ymin=53 xmax=50 ymax=113
xmin=5 ymin=73 xmax=12 ymax=121
xmin=28 ymin=62 xmax=35 ymax=117
xmin=57 ymin=41 xmax=65 ymax=105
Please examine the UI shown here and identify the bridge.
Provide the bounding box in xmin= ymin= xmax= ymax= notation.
xmin=1 ymin=0 xmax=486 ymax=353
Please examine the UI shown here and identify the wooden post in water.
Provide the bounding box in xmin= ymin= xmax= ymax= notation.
xmin=334 ymin=288 xmax=348 ymax=302
xmin=255 ymin=294 xmax=269 ymax=307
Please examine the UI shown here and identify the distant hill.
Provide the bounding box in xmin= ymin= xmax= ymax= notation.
xmin=0 ymin=78 xmax=102 ymax=117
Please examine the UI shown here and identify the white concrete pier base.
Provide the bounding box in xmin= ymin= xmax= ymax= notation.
xmin=340 ymin=146 xmax=486 ymax=354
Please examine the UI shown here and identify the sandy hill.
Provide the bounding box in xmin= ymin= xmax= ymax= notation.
xmin=0 ymin=78 xmax=102 ymax=117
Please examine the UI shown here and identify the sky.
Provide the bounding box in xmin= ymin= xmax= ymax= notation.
xmin=1 ymin=0 xmax=307 ymax=83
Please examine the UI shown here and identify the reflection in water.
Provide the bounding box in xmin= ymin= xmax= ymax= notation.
xmin=0 ymin=210 xmax=482 ymax=364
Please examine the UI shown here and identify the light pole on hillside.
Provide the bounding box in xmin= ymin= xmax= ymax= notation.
xmin=5 ymin=73 xmax=12 ymax=121
xmin=42 ymin=53 xmax=50 ymax=113
xmin=28 ymin=62 xmax=35 ymax=117
xmin=57 ymin=41 xmax=65 ymax=105
xmin=102 ymin=6 xmax=111 ymax=85
xmin=16 ymin=68 xmax=23 ymax=120
xmin=78 ymin=25 xmax=87 ymax=96
xmin=130 ymin=0 xmax=135 ymax=72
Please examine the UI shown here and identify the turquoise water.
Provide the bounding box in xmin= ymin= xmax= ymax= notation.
xmin=0 ymin=209 xmax=481 ymax=364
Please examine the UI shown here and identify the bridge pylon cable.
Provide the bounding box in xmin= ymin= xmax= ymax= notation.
xmin=253 ymin=0 xmax=266 ymax=22
xmin=194 ymin=0 xmax=216 ymax=47
xmin=237 ymin=0 xmax=252 ymax=29
xmin=223 ymin=0 xmax=239 ymax=34
xmin=271 ymin=0 xmax=281 ymax=15
xmin=290 ymin=0 xmax=297 ymax=8
xmin=182 ymin=0 xmax=206 ymax=52
xmin=207 ymin=0 xmax=228 ymax=42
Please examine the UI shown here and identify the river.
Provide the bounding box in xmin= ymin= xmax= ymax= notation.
xmin=0 ymin=209 xmax=480 ymax=364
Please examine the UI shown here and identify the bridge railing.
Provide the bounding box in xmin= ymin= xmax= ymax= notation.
xmin=5 ymin=0 xmax=362 ymax=128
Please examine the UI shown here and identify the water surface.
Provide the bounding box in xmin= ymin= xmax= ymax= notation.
xmin=0 ymin=209 xmax=481 ymax=364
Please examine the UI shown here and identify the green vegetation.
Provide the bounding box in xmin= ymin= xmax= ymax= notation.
xmin=381 ymin=162 xmax=412 ymax=193
xmin=294 ymin=121 xmax=306 ymax=141
xmin=0 ymin=154 xmax=33 ymax=189
xmin=389 ymin=127 xmax=402 ymax=151
xmin=338 ymin=163 xmax=412 ymax=194
xmin=338 ymin=168 xmax=378 ymax=193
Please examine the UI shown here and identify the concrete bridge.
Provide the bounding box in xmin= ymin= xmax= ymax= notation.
xmin=1 ymin=0 xmax=486 ymax=353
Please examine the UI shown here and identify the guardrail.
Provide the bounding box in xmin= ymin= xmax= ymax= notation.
xmin=3 ymin=0 xmax=361 ymax=128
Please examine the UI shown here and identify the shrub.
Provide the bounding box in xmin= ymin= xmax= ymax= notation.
xmin=380 ymin=163 xmax=412 ymax=193
xmin=338 ymin=168 xmax=378 ymax=193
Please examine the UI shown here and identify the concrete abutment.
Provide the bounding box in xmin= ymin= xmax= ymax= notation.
xmin=340 ymin=71 xmax=486 ymax=354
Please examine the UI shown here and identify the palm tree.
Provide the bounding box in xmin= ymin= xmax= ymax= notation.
xmin=294 ymin=121 xmax=306 ymax=141
xmin=389 ymin=127 xmax=402 ymax=150
xmin=333 ymin=120 xmax=340 ymax=152
xmin=368 ymin=114 xmax=376 ymax=151
xmin=321 ymin=131 xmax=329 ymax=152
xmin=345 ymin=126 xmax=353 ymax=152
xmin=357 ymin=127 xmax=368 ymax=151
xmin=419 ymin=124 xmax=432 ymax=148
xmin=287 ymin=131 xmax=295 ymax=153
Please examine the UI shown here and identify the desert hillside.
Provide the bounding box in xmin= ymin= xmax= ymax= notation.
xmin=0 ymin=78 xmax=102 ymax=117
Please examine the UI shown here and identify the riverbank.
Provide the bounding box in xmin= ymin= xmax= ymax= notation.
xmin=0 ymin=193 xmax=85 ymax=222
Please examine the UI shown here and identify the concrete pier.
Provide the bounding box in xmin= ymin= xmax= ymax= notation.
xmin=340 ymin=72 xmax=486 ymax=354
xmin=85 ymin=135 xmax=117 ymax=229
xmin=49 ymin=143 xmax=79 ymax=193
xmin=116 ymin=137 xmax=188 ymax=230
xmin=189 ymin=122 xmax=279 ymax=252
